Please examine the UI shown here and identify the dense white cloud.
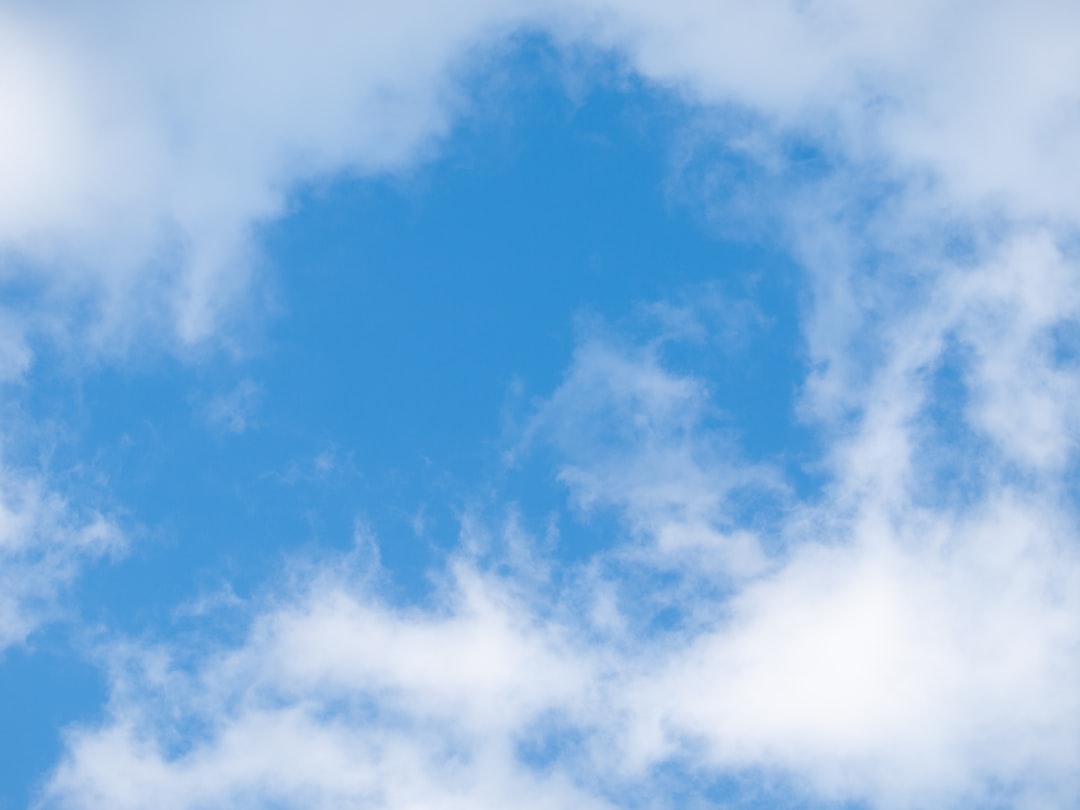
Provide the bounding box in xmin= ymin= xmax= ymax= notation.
xmin=625 ymin=497 xmax=1080 ymax=808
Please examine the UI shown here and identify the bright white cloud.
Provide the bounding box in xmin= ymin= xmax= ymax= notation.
xmin=622 ymin=495 xmax=1080 ymax=808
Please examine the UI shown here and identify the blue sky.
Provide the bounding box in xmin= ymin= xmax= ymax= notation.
xmin=2 ymin=4 xmax=1080 ymax=809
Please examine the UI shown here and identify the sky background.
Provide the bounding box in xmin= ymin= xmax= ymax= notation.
xmin=2 ymin=3 xmax=1080 ymax=809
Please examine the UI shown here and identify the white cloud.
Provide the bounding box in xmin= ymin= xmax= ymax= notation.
xmin=619 ymin=493 xmax=1080 ymax=808
xmin=553 ymin=0 xmax=1080 ymax=224
xmin=43 ymin=561 xmax=610 ymax=810
xmin=523 ymin=327 xmax=778 ymax=575
xmin=0 ymin=0 xmax=538 ymax=356
xmin=0 ymin=451 xmax=124 ymax=653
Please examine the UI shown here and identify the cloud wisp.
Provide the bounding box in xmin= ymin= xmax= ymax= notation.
xmin=0 ymin=450 xmax=124 ymax=655
xmin=0 ymin=0 xmax=538 ymax=355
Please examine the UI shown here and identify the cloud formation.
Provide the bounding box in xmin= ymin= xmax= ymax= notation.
xmin=556 ymin=0 xmax=1080 ymax=221
xmin=0 ymin=451 xmax=123 ymax=653
xmin=0 ymin=0 xmax=533 ymax=352
xmin=41 ymin=302 xmax=1080 ymax=808
xmin=5 ymin=0 xmax=1080 ymax=353
xmin=3 ymin=0 xmax=1080 ymax=808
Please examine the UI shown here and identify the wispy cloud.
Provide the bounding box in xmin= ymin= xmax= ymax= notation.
xmin=200 ymin=379 xmax=262 ymax=435
xmin=523 ymin=326 xmax=779 ymax=574
xmin=0 ymin=451 xmax=124 ymax=653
